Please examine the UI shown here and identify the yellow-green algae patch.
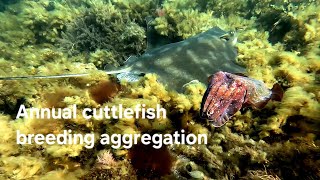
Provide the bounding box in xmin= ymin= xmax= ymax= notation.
xmin=0 ymin=0 xmax=319 ymax=179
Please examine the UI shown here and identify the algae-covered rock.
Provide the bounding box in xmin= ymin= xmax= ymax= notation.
xmin=11 ymin=0 xmax=82 ymax=44
xmin=59 ymin=1 xmax=146 ymax=67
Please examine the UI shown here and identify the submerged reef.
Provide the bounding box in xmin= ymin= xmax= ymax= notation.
xmin=0 ymin=0 xmax=319 ymax=179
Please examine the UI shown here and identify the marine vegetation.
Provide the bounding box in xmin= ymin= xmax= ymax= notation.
xmin=0 ymin=0 xmax=319 ymax=180
xmin=58 ymin=1 xmax=149 ymax=69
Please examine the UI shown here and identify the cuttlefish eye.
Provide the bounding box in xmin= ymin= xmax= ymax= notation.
xmin=206 ymin=111 xmax=214 ymax=117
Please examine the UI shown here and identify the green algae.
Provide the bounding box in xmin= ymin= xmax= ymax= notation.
xmin=59 ymin=1 xmax=147 ymax=68
xmin=0 ymin=0 xmax=319 ymax=179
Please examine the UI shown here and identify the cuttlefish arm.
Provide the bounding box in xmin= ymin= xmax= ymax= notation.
xmin=200 ymin=71 xmax=283 ymax=127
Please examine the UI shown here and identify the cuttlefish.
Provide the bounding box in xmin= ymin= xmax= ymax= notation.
xmin=200 ymin=71 xmax=283 ymax=127
xmin=0 ymin=27 xmax=245 ymax=92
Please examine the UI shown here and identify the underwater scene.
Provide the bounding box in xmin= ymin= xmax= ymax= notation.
xmin=0 ymin=0 xmax=319 ymax=179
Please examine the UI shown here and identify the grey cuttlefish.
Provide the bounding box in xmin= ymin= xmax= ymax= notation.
xmin=200 ymin=71 xmax=283 ymax=127
xmin=0 ymin=27 xmax=245 ymax=92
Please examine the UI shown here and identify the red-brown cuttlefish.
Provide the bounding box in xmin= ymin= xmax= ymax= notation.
xmin=200 ymin=71 xmax=283 ymax=127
